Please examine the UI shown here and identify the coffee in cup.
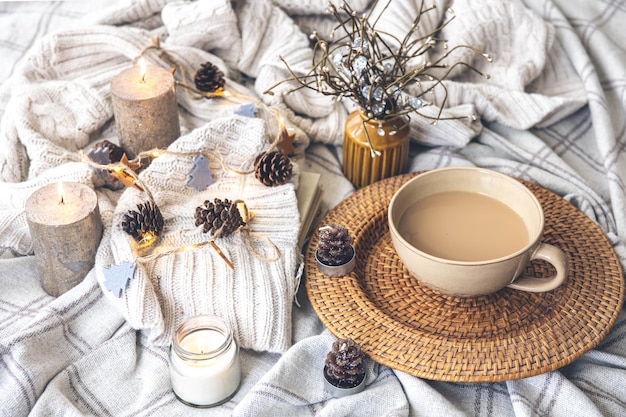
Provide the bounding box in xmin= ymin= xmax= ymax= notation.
xmin=388 ymin=167 xmax=568 ymax=297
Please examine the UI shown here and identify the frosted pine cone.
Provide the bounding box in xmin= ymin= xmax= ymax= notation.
xmin=121 ymin=201 xmax=164 ymax=243
xmin=254 ymin=151 xmax=293 ymax=187
xmin=316 ymin=224 xmax=354 ymax=266
xmin=194 ymin=198 xmax=245 ymax=238
xmin=324 ymin=338 xmax=366 ymax=388
xmin=194 ymin=61 xmax=225 ymax=93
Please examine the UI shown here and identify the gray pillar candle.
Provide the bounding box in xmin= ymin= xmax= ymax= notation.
xmin=25 ymin=182 xmax=103 ymax=297
xmin=111 ymin=59 xmax=180 ymax=158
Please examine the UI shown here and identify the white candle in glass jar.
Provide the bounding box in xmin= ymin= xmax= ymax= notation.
xmin=169 ymin=315 xmax=241 ymax=407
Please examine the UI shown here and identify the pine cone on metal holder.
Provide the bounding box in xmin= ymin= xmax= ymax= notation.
xmin=194 ymin=61 xmax=225 ymax=93
xmin=254 ymin=151 xmax=293 ymax=187
xmin=121 ymin=201 xmax=164 ymax=243
xmin=324 ymin=338 xmax=366 ymax=388
xmin=194 ymin=198 xmax=245 ymax=238
xmin=316 ymin=223 xmax=354 ymax=266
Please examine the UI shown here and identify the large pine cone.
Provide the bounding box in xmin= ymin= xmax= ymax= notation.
xmin=254 ymin=151 xmax=293 ymax=187
xmin=121 ymin=201 xmax=164 ymax=243
xmin=194 ymin=61 xmax=225 ymax=93
xmin=324 ymin=338 xmax=366 ymax=388
xmin=316 ymin=223 xmax=354 ymax=266
xmin=194 ymin=198 xmax=245 ymax=238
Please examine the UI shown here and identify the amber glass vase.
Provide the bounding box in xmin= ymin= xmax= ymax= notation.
xmin=342 ymin=111 xmax=411 ymax=188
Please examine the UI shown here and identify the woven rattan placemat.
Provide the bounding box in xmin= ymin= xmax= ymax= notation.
xmin=305 ymin=173 xmax=625 ymax=382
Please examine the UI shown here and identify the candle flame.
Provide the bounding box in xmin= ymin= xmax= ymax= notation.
xmin=57 ymin=182 xmax=65 ymax=205
xmin=138 ymin=57 xmax=147 ymax=83
xmin=197 ymin=339 xmax=207 ymax=354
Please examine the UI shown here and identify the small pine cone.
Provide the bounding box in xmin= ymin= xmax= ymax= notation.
xmin=121 ymin=201 xmax=164 ymax=242
xmin=316 ymin=223 xmax=354 ymax=266
xmin=194 ymin=198 xmax=245 ymax=238
xmin=194 ymin=61 xmax=225 ymax=93
xmin=254 ymin=151 xmax=293 ymax=187
xmin=86 ymin=140 xmax=128 ymax=190
xmin=324 ymin=338 xmax=366 ymax=388
xmin=91 ymin=140 xmax=126 ymax=164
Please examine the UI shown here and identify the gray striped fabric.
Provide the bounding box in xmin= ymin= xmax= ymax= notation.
xmin=1 ymin=0 xmax=625 ymax=416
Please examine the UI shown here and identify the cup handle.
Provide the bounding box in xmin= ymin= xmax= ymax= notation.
xmin=507 ymin=243 xmax=569 ymax=293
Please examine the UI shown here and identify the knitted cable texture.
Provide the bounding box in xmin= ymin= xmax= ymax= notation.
xmin=95 ymin=118 xmax=300 ymax=352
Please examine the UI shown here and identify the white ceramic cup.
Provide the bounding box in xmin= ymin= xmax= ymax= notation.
xmin=388 ymin=167 xmax=569 ymax=297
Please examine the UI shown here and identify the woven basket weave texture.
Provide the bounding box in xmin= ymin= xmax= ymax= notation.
xmin=306 ymin=173 xmax=624 ymax=382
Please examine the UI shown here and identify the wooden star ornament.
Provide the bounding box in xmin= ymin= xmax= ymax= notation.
xmin=119 ymin=153 xmax=142 ymax=171
xmin=109 ymin=154 xmax=144 ymax=191
xmin=277 ymin=125 xmax=296 ymax=156
xmin=110 ymin=168 xmax=144 ymax=192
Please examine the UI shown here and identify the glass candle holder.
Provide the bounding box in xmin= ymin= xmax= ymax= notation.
xmin=169 ymin=315 xmax=241 ymax=407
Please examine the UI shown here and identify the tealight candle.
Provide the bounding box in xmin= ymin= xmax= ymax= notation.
xmin=111 ymin=58 xmax=180 ymax=158
xmin=169 ymin=315 xmax=241 ymax=408
xmin=25 ymin=182 xmax=103 ymax=297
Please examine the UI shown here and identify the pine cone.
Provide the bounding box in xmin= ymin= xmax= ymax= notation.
xmin=254 ymin=151 xmax=293 ymax=187
xmin=324 ymin=338 xmax=366 ymax=388
xmin=194 ymin=61 xmax=225 ymax=93
xmin=90 ymin=140 xmax=126 ymax=164
xmin=86 ymin=140 xmax=129 ymax=190
xmin=194 ymin=198 xmax=245 ymax=238
xmin=121 ymin=201 xmax=164 ymax=242
xmin=316 ymin=224 xmax=354 ymax=266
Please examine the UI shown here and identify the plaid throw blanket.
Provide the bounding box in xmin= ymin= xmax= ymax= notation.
xmin=0 ymin=0 xmax=625 ymax=416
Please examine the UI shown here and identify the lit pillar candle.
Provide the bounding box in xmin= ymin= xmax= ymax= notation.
xmin=169 ymin=315 xmax=241 ymax=408
xmin=25 ymin=182 xmax=103 ymax=297
xmin=111 ymin=58 xmax=180 ymax=158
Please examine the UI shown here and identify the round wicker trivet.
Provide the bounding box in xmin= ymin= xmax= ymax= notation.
xmin=305 ymin=173 xmax=625 ymax=382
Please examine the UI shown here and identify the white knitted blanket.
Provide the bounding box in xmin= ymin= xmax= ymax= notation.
xmin=1 ymin=0 xmax=626 ymax=416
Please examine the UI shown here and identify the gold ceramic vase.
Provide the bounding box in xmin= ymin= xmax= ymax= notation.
xmin=343 ymin=110 xmax=411 ymax=188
